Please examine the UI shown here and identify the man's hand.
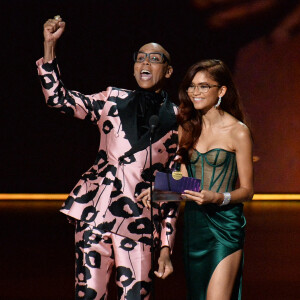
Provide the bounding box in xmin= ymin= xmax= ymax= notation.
xmin=136 ymin=187 xmax=151 ymax=209
xmin=154 ymin=247 xmax=173 ymax=279
xmin=43 ymin=16 xmax=66 ymax=62
xmin=44 ymin=16 xmax=66 ymax=44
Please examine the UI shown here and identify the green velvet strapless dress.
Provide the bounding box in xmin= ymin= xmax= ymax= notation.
xmin=184 ymin=149 xmax=246 ymax=300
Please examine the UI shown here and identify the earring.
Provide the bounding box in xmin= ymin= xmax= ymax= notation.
xmin=215 ymin=96 xmax=222 ymax=108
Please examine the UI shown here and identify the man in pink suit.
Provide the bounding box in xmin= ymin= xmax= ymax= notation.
xmin=37 ymin=16 xmax=178 ymax=300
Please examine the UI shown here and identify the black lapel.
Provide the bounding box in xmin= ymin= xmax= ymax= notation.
xmin=154 ymin=94 xmax=177 ymax=143
xmin=116 ymin=91 xmax=138 ymax=147
xmin=118 ymin=94 xmax=177 ymax=162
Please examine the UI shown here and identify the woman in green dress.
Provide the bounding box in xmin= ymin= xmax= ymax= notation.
xmin=177 ymin=59 xmax=254 ymax=300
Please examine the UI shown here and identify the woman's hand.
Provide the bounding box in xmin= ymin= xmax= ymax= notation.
xmin=136 ymin=188 xmax=152 ymax=209
xmin=181 ymin=189 xmax=223 ymax=206
xmin=43 ymin=16 xmax=66 ymax=62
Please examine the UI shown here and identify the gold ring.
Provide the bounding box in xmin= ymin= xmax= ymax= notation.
xmin=54 ymin=15 xmax=61 ymax=20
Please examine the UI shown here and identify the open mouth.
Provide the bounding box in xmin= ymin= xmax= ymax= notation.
xmin=140 ymin=69 xmax=152 ymax=80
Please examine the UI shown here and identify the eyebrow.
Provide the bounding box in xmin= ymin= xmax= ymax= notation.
xmin=138 ymin=51 xmax=162 ymax=53
xmin=190 ymin=82 xmax=211 ymax=85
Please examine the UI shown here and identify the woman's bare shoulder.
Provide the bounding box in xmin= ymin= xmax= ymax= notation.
xmin=230 ymin=120 xmax=252 ymax=149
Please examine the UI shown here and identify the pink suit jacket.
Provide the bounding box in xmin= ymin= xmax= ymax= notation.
xmin=37 ymin=58 xmax=179 ymax=250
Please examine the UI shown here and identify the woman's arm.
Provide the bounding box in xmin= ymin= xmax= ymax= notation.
xmin=229 ymin=124 xmax=254 ymax=203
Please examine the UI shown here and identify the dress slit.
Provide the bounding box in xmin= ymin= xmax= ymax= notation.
xmin=206 ymin=249 xmax=243 ymax=300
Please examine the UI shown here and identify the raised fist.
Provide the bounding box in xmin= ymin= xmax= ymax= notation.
xmin=43 ymin=16 xmax=66 ymax=44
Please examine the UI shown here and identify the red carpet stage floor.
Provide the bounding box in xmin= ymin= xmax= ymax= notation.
xmin=0 ymin=201 xmax=299 ymax=300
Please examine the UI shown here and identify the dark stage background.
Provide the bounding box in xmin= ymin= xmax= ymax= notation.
xmin=1 ymin=1 xmax=300 ymax=300
xmin=2 ymin=0 xmax=300 ymax=194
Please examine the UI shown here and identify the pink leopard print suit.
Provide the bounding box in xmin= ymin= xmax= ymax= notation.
xmin=37 ymin=58 xmax=179 ymax=300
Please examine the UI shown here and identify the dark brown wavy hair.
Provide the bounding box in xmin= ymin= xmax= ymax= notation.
xmin=177 ymin=59 xmax=246 ymax=163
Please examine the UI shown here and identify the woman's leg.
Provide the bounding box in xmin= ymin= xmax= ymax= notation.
xmin=206 ymin=249 xmax=243 ymax=300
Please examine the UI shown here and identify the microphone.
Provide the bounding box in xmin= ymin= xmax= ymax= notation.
xmin=148 ymin=114 xmax=159 ymax=300
xmin=149 ymin=115 xmax=159 ymax=134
